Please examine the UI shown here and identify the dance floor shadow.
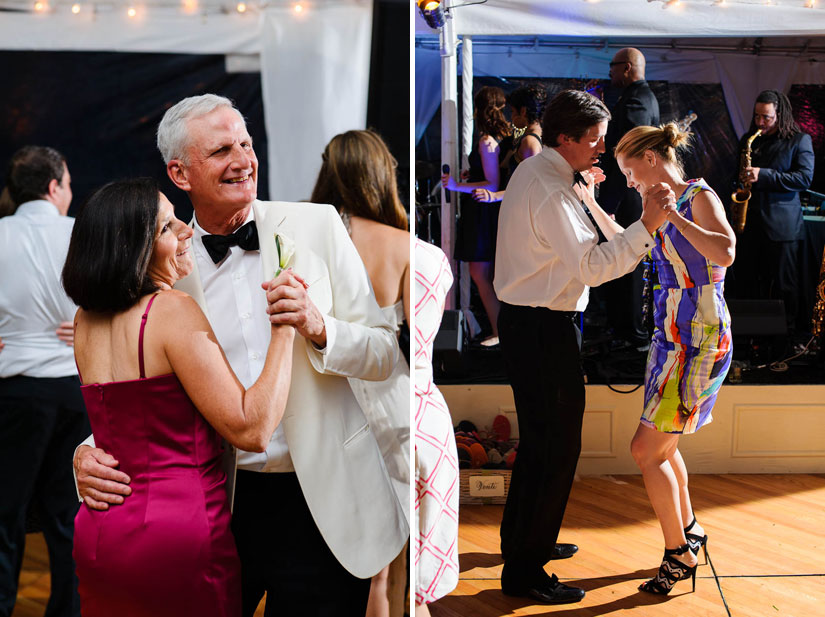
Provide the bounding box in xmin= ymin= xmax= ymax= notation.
xmin=434 ymin=572 xmax=683 ymax=617
xmin=459 ymin=551 xmax=503 ymax=572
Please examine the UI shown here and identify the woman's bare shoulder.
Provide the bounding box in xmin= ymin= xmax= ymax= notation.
xmin=149 ymin=289 xmax=209 ymax=329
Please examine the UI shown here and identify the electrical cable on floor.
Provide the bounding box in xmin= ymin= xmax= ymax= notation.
xmin=741 ymin=335 xmax=815 ymax=373
xmin=705 ymin=543 xmax=733 ymax=617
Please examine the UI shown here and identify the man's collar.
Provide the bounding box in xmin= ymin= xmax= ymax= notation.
xmin=544 ymin=146 xmax=578 ymax=184
xmin=15 ymin=199 xmax=60 ymax=217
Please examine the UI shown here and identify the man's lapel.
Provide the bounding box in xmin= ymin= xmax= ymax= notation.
xmin=253 ymin=201 xmax=278 ymax=279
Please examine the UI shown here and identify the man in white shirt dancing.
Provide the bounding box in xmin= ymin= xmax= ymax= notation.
xmin=0 ymin=146 xmax=88 ymax=617
xmin=494 ymin=89 xmax=673 ymax=605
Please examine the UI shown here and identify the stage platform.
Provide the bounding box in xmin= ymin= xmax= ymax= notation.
xmin=441 ymin=383 xmax=825 ymax=474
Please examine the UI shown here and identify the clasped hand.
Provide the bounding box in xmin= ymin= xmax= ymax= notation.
xmin=262 ymin=268 xmax=326 ymax=348
xmin=640 ymin=182 xmax=677 ymax=234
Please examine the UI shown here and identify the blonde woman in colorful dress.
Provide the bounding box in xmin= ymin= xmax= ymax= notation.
xmin=613 ymin=123 xmax=735 ymax=594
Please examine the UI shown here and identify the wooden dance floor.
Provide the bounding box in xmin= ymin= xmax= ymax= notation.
xmin=429 ymin=474 xmax=825 ymax=617
xmin=12 ymin=474 xmax=824 ymax=616
xmin=12 ymin=540 xmax=268 ymax=617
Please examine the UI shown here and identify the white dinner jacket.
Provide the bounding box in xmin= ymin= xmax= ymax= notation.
xmin=176 ymin=200 xmax=407 ymax=579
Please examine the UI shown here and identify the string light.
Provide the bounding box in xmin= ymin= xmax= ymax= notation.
xmin=236 ymin=2 xmax=246 ymax=12
xmin=71 ymin=2 xmax=80 ymax=11
xmin=33 ymin=1 xmax=46 ymax=12
xmin=127 ymin=5 xmax=136 ymax=17
xmin=293 ymin=2 xmax=303 ymax=12
xmin=182 ymin=0 xmax=197 ymax=13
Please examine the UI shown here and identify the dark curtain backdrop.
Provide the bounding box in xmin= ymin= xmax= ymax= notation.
xmin=790 ymin=84 xmax=825 ymax=197
xmin=416 ymin=77 xmax=825 ymax=204
xmin=369 ymin=0 xmax=411 ymax=210
xmin=0 ymin=50 xmax=267 ymax=222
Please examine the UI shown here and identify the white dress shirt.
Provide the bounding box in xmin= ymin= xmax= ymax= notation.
xmin=494 ymin=147 xmax=654 ymax=311
xmin=0 ymin=200 xmax=77 ymax=378
xmin=192 ymin=211 xmax=293 ymax=472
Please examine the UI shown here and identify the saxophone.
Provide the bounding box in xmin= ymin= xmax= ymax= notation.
xmin=730 ymin=129 xmax=762 ymax=234
xmin=813 ymin=245 xmax=825 ymax=340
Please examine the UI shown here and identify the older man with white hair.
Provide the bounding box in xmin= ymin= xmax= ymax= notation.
xmin=74 ymin=94 xmax=405 ymax=616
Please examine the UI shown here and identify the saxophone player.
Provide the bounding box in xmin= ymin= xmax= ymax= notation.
xmin=731 ymin=89 xmax=815 ymax=338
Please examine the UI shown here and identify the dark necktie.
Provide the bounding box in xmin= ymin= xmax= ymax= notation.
xmin=201 ymin=220 xmax=260 ymax=264
xmin=572 ymin=172 xmax=606 ymax=244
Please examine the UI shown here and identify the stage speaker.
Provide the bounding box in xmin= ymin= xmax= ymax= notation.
xmin=728 ymin=299 xmax=787 ymax=337
xmin=434 ymin=309 xmax=464 ymax=373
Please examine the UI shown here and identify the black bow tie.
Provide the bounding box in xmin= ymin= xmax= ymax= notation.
xmin=572 ymin=171 xmax=587 ymax=187
xmin=201 ymin=220 xmax=260 ymax=264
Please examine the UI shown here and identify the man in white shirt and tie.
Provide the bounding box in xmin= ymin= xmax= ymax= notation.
xmin=494 ymin=89 xmax=673 ymax=605
xmin=72 ymin=95 xmax=405 ymax=616
xmin=0 ymin=146 xmax=89 ymax=617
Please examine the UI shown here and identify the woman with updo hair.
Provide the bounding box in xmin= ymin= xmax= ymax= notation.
xmin=608 ymin=123 xmax=735 ymax=595
xmin=441 ymin=85 xmax=512 ymax=346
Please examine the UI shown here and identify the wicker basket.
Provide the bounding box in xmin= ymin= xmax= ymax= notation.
xmin=459 ymin=469 xmax=512 ymax=505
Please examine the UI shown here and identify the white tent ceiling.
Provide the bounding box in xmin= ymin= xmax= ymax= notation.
xmin=415 ymin=0 xmax=825 ymax=142
xmin=0 ymin=0 xmax=374 ymax=202
xmin=415 ymin=0 xmax=825 ymax=37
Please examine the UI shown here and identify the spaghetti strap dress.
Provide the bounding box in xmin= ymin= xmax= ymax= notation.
xmin=642 ymin=180 xmax=733 ymax=434
xmin=454 ymin=136 xmax=509 ymax=262
xmin=73 ymin=294 xmax=241 ymax=617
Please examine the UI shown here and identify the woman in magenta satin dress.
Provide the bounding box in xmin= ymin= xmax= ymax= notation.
xmin=62 ymin=178 xmax=295 ymax=617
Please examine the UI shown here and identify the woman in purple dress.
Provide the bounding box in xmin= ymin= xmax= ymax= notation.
xmin=62 ymin=178 xmax=295 ymax=617
xmin=615 ymin=124 xmax=735 ymax=595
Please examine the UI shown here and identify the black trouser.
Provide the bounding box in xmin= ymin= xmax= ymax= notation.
xmin=231 ymin=470 xmax=371 ymax=617
xmin=602 ymin=262 xmax=647 ymax=345
xmin=604 ymin=188 xmax=647 ymax=345
xmin=734 ymin=223 xmax=800 ymax=332
xmin=0 ymin=375 xmax=89 ymax=617
xmin=497 ymin=303 xmax=586 ymax=584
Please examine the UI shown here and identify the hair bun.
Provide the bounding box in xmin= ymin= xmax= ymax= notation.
xmin=662 ymin=121 xmax=690 ymax=150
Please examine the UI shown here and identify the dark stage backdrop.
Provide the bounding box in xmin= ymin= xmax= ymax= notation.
xmin=0 ymin=50 xmax=268 ymax=222
xmin=369 ymin=0 xmax=411 ymax=209
xmin=790 ymin=84 xmax=825 ymax=196
xmin=417 ymin=77 xmax=825 ymax=207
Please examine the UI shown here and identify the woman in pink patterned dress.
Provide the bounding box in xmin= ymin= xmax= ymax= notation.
xmin=414 ymin=239 xmax=459 ymax=614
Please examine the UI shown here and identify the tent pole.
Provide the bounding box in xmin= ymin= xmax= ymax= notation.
xmin=440 ymin=13 xmax=458 ymax=309
xmin=458 ymin=36 xmax=482 ymax=337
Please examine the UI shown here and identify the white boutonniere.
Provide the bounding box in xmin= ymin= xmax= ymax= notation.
xmin=274 ymin=232 xmax=296 ymax=277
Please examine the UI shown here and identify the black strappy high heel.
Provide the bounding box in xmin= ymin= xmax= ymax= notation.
xmin=684 ymin=516 xmax=708 ymax=564
xmin=638 ymin=543 xmax=697 ymax=595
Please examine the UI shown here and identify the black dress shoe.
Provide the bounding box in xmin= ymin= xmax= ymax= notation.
xmin=550 ymin=543 xmax=579 ymax=560
xmin=502 ymin=573 xmax=585 ymax=605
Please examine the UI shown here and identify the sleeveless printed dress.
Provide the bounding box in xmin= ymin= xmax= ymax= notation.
xmin=641 ymin=180 xmax=732 ymax=434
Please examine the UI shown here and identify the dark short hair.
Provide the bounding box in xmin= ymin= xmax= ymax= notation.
xmin=542 ymin=90 xmax=611 ymax=147
xmin=506 ymin=84 xmax=549 ymax=125
xmin=5 ymin=145 xmax=66 ymax=205
xmin=63 ymin=178 xmax=161 ymax=313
